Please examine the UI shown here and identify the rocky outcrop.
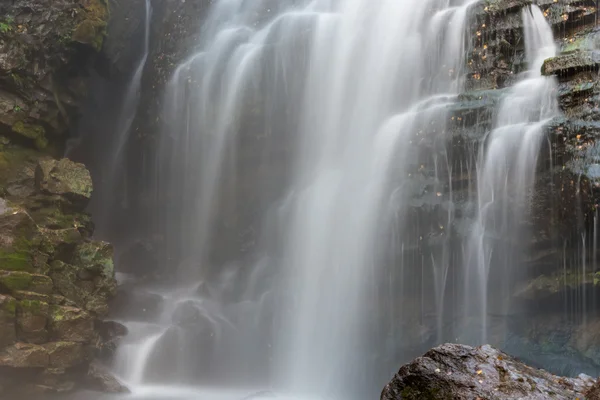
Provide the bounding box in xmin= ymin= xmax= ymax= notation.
xmin=381 ymin=343 xmax=597 ymax=399
xmin=0 ymin=0 xmax=126 ymax=396
xmin=0 ymin=156 xmax=124 ymax=396
xmin=0 ymin=0 xmax=110 ymax=151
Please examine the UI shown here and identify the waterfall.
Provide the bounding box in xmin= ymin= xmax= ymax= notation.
xmin=117 ymin=0 xmax=479 ymax=398
xmin=107 ymin=1 xmax=566 ymax=400
xmin=463 ymin=4 xmax=558 ymax=344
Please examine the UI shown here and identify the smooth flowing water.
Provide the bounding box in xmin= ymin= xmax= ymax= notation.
xmin=463 ymin=4 xmax=558 ymax=344
xmin=107 ymin=1 xmax=562 ymax=399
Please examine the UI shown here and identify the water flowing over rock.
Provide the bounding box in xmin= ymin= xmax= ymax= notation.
xmin=90 ymin=0 xmax=600 ymax=398
xmin=1 ymin=0 xmax=599 ymax=397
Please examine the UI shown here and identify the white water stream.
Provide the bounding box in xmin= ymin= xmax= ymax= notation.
xmin=464 ymin=4 xmax=558 ymax=344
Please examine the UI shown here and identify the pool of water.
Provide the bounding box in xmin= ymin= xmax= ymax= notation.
xmin=59 ymin=386 xmax=326 ymax=400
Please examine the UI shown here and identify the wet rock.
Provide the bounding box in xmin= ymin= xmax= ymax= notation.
xmin=35 ymin=159 xmax=93 ymax=206
xmin=542 ymin=51 xmax=600 ymax=78
xmin=570 ymin=320 xmax=600 ymax=366
xmin=16 ymin=299 xmax=49 ymax=344
xmin=86 ymin=360 xmax=129 ymax=393
xmin=0 ymin=342 xmax=48 ymax=368
xmin=94 ymin=320 xmax=127 ymax=361
xmin=48 ymin=305 xmax=95 ymax=343
xmin=117 ymin=239 xmax=161 ymax=276
xmin=37 ymin=367 xmax=75 ymax=393
xmin=50 ymin=242 xmax=117 ymax=317
xmin=514 ymin=270 xmax=600 ymax=300
xmin=381 ymin=343 xmax=596 ymax=399
xmin=586 ymin=379 xmax=600 ymax=399
xmin=110 ymin=286 xmax=163 ymax=321
xmin=43 ymin=341 xmax=85 ymax=368
xmin=0 ymin=294 xmax=16 ymax=348
xmin=0 ymin=271 xmax=53 ymax=295
xmin=0 ymin=200 xmax=37 ymax=273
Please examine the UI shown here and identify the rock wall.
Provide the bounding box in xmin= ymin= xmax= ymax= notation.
xmin=395 ymin=0 xmax=600 ymax=376
xmin=0 ymin=0 xmax=125 ymax=396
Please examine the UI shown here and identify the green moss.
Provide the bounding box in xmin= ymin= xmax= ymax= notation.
xmin=3 ymin=297 xmax=16 ymax=314
xmin=19 ymin=299 xmax=43 ymax=314
xmin=0 ymin=147 xmax=38 ymax=185
xmin=12 ymin=121 xmax=47 ymax=150
xmin=72 ymin=0 xmax=109 ymax=51
xmin=0 ymin=251 xmax=32 ymax=272
xmin=0 ymin=271 xmax=33 ymax=291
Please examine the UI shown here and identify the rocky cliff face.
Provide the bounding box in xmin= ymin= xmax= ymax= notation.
xmin=0 ymin=0 xmax=125 ymax=396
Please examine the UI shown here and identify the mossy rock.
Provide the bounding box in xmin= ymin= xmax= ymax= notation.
xmin=71 ymin=241 xmax=114 ymax=277
xmin=35 ymin=159 xmax=93 ymax=205
xmin=72 ymin=0 xmax=109 ymax=51
xmin=16 ymin=299 xmax=49 ymax=344
xmin=0 ymin=271 xmax=53 ymax=295
xmin=48 ymin=305 xmax=95 ymax=343
xmin=0 ymin=294 xmax=17 ymax=348
xmin=514 ymin=270 xmax=600 ymax=300
xmin=50 ymin=258 xmax=115 ymax=317
xmin=11 ymin=121 xmax=48 ymax=150
xmin=0 ymin=202 xmax=37 ymax=273
xmin=12 ymin=290 xmax=50 ymax=303
xmin=542 ymin=51 xmax=600 ymax=77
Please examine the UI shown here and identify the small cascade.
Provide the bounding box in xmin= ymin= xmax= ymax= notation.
xmin=463 ymin=4 xmax=558 ymax=344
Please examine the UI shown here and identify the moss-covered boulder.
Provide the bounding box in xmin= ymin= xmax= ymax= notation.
xmin=35 ymin=159 xmax=93 ymax=205
xmin=48 ymin=305 xmax=95 ymax=343
xmin=0 ymin=294 xmax=16 ymax=348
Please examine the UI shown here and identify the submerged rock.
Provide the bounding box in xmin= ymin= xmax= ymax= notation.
xmin=381 ymin=343 xmax=596 ymax=399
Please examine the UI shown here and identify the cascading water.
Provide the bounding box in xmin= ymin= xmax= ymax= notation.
xmin=93 ymin=0 xmax=152 ymax=231
xmin=112 ymin=0 xmax=478 ymax=398
xmin=463 ymin=4 xmax=558 ymax=344
xmin=104 ymin=1 xmax=567 ymax=400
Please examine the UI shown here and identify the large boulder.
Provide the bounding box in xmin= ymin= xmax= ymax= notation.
xmin=381 ymin=343 xmax=597 ymax=399
xmin=35 ymin=159 xmax=93 ymax=206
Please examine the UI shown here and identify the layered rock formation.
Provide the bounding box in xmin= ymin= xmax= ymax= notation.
xmin=0 ymin=0 xmax=125 ymax=396
xmin=381 ymin=343 xmax=599 ymax=399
